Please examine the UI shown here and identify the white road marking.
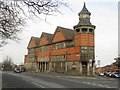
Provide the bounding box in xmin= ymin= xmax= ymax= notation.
xmin=58 ymin=77 xmax=114 ymax=88
xmin=103 ymin=85 xmax=112 ymax=88
xmin=86 ymin=82 xmax=91 ymax=85
xmin=82 ymin=81 xmax=113 ymax=88
xmin=97 ymin=84 xmax=106 ymax=87
xmin=32 ymin=82 xmax=45 ymax=88
xmin=92 ymin=83 xmax=97 ymax=86
xmin=82 ymin=82 xmax=86 ymax=84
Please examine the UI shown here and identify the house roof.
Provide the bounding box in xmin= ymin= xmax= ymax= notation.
xmin=78 ymin=18 xmax=92 ymax=26
xmin=27 ymin=26 xmax=75 ymax=48
xmin=40 ymin=32 xmax=53 ymax=44
xmin=32 ymin=36 xmax=40 ymax=45
xmin=55 ymin=26 xmax=75 ymax=40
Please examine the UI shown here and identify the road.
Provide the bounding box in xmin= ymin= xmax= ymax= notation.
xmin=2 ymin=71 xmax=119 ymax=89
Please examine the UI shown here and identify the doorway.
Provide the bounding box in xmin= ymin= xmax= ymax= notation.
xmin=82 ymin=62 xmax=87 ymax=76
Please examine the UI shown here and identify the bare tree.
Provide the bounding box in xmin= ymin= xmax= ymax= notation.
xmin=0 ymin=1 xmax=24 ymax=47
xmin=0 ymin=0 xmax=69 ymax=47
xmin=2 ymin=56 xmax=13 ymax=64
xmin=2 ymin=56 xmax=14 ymax=71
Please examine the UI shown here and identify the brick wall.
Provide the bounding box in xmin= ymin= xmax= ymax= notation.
xmin=52 ymin=32 xmax=65 ymax=43
xmin=39 ymin=37 xmax=48 ymax=46
xmin=28 ymin=39 xmax=36 ymax=49
xmin=75 ymin=34 xmax=94 ymax=46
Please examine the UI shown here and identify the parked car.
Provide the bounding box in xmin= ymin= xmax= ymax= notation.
xmin=13 ymin=68 xmax=21 ymax=73
xmin=106 ymin=72 xmax=112 ymax=77
xmin=98 ymin=73 xmax=104 ymax=76
xmin=111 ymin=72 xmax=120 ymax=78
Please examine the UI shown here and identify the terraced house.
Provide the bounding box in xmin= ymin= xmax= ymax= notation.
xmin=24 ymin=3 xmax=96 ymax=76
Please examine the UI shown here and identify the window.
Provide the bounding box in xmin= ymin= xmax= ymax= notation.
xmin=81 ymin=47 xmax=84 ymax=49
xmin=84 ymin=46 xmax=87 ymax=49
xmin=52 ymin=45 xmax=55 ymax=50
xmin=82 ymin=28 xmax=87 ymax=32
xmin=81 ymin=46 xmax=87 ymax=50
xmin=28 ymin=49 xmax=34 ymax=54
xmin=90 ymin=47 xmax=94 ymax=50
xmin=81 ymin=46 xmax=87 ymax=54
xmin=44 ymin=46 xmax=48 ymax=52
xmin=89 ymin=29 xmax=93 ymax=33
xmin=55 ymin=44 xmax=58 ymax=50
xmin=81 ymin=50 xmax=86 ymax=53
xmin=63 ymin=43 xmax=66 ymax=48
xmin=90 ymin=50 xmax=94 ymax=53
xmin=76 ymin=29 xmax=80 ymax=32
xmin=58 ymin=43 xmax=61 ymax=49
xmin=30 ymin=57 xmax=34 ymax=61
xmin=90 ymin=47 xmax=94 ymax=53
xmin=52 ymin=43 xmax=66 ymax=50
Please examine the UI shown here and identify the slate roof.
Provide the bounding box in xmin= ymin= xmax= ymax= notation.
xmin=74 ymin=3 xmax=95 ymax=28
xmin=32 ymin=36 xmax=40 ymax=45
xmin=28 ymin=26 xmax=75 ymax=48
xmin=78 ymin=18 xmax=92 ymax=26
xmin=78 ymin=2 xmax=91 ymax=16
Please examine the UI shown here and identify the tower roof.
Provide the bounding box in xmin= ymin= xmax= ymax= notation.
xmin=78 ymin=2 xmax=91 ymax=16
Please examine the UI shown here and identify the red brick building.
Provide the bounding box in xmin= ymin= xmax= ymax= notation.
xmin=96 ymin=63 xmax=120 ymax=74
xmin=24 ymin=3 xmax=96 ymax=76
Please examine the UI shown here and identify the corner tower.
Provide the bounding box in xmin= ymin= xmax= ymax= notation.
xmin=73 ymin=3 xmax=96 ymax=76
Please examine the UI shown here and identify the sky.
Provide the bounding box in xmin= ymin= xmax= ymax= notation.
xmin=0 ymin=0 xmax=119 ymax=67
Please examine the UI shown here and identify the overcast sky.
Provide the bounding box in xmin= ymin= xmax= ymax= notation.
xmin=0 ymin=0 xmax=119 ymax=67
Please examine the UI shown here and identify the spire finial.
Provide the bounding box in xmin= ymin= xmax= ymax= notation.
xmin=78 ymin=2 xmax=91 ymax=16
xmin=84 ymin=2 xmax=86 ymax=7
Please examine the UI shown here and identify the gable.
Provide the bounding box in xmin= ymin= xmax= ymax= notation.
xmin=27 ymin=38 xmax=36 ymax=49
xmin=27 ymin=37 xmax=39 ymax=49
xmin=52 ymin=31 xmax=65 ymax=43
xmin=39 ymin=37 xmax=48 ymax=46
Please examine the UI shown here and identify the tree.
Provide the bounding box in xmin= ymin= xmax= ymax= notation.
xmin=114 ymin=55 xmax=120 ymax=68
xmin=2 ymin=56 xmax=14 ymax=71
xmin=0 ymin=0 xmax=68 ymax=47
